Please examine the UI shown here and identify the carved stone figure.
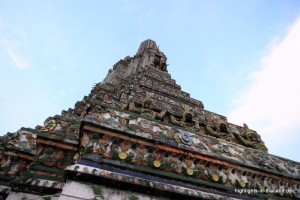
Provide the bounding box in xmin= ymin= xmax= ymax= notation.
xmin=153 ymin=56 xmax=160 ymax=69
xmin=204 ymin=119 xmax=236 ymax=143
xmin=128 ymin=97 xmax=141 ymax=114
xmin=159 ymin=57 xmax=167 ymax=72
xmin=234 ymin=123 xmax=268 ymax=152
xmin=152 ymin=54 xmax=167 ymax=72
xmin=141 ymin=93 xmax=156 ymax=118
xmin=170 ymin=105 xmax=200 ymax=132
xmin=128 ymin=93 xmax=166 ymax=119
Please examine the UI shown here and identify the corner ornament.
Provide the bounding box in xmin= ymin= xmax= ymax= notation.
xmin=234 ymin=123 xmax=268 ymax=152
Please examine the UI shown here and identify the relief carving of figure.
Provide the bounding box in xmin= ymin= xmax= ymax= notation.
xmin=152 ymin=54 xmax=167 ymax=72
xmin=204 ymin=118 xmax=236 ymax=143
xmin=233 ymin=123 xmax=268 ymax=152
xmin=170 ymin=105 xmax=200 ymax=132
xmin=141 ymin=93 xmax=156 ymax=118
xmin=128 ymin=97 xmax=142 ymax=114
xmin=128 ymin=93 xmax=166 ymax=119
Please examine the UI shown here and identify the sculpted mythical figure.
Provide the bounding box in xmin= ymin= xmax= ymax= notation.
xmin=233 ymin=123 xmax=268 ymax=152
xmin=170 ymin=105 xmax=194 ymax=128
xmin=170 ymin=105 xmax=200 ymax=132
xmin=204 ymin=118 xmax=236 ymax=143
xmin=153 ymin=54 xmax=167 ymax=72
xmin=128 ymin=93 xmax=166 ymax=119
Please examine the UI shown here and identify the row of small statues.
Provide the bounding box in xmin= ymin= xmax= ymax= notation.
xmin=128 ymin=94 xmax=268 ymax=152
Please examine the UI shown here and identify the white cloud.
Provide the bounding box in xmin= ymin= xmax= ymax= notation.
xmin=228 ymin=17 xmax=300 ymax=159
xmin=0 ymin=20 xmax=30 ymax=69
xmin=6 ymin=46 xmax=30 ymax=69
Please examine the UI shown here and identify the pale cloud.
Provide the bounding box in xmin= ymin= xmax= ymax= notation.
xmin=228 ymin=17 xmax=300 ymax=158
xmin=6 ymin=46 xmax=30 ymax=69
xmin=0 ymin=19 xmax=30 ymax=69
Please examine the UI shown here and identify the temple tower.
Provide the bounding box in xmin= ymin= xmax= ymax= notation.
xmin=0 ymin=40 xmax=299 ymax=200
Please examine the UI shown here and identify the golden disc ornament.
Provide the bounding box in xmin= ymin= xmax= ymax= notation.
xmin=239 ymin=180 xmax=246 ymax=188
xmin=118 ymin=152 xmax=128 ymax=160
xmin=187 ymin=168 xmax=194 ymax=176
xmin=153 ymin=160 xmax=161 ymax=168
xmin=212 ymin=173 xmax=219 ymax=182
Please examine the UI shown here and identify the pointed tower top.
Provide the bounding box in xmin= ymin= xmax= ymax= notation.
xmin=136 ymin=39 xmax=158 ymax=55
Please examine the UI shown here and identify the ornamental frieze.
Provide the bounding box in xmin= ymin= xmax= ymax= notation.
xmin=83 ymin=104 xmax=300 ymax=180
xmin=79 ymin=127 xmax=300 ymax=198
xmin=33 ymin=145 xmax=76 ymax=170
xmin=0 ymin=152 xmax=30 ymax=177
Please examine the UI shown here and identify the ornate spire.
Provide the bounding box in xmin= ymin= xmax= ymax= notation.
xmin=136 ymin=39 xmax=158 ymax=55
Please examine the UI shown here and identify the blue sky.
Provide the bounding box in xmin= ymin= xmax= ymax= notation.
xmin=1 ymin=0 xmax=300 ymax=161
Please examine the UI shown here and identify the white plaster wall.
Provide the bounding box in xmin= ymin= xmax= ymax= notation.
xmin=6 ymin=191 xmax=59 ymax=200
xmin=59 ymin=181 xmax=94 ymax=200
xmin=59 ymin=180 xmax=167 ymax=200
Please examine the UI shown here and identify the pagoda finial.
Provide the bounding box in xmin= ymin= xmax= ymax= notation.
xmin=136 ymin=39 xmax=158 ymax=55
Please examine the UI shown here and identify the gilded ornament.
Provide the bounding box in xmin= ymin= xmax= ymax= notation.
xmin=41 ymin=119 xmax=57 ymax=133
xmin=187 ymin=167 xmax=194 ymax=176
xmin=212 ymin=173 xmax=219 ymax=182
xmin=239 ymin=180 xmax=246 ymax=188
xmin=119 ymin=152 xmax=128 ymax=160
xmin=153 ymin=160 xmax=161 ymax=168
